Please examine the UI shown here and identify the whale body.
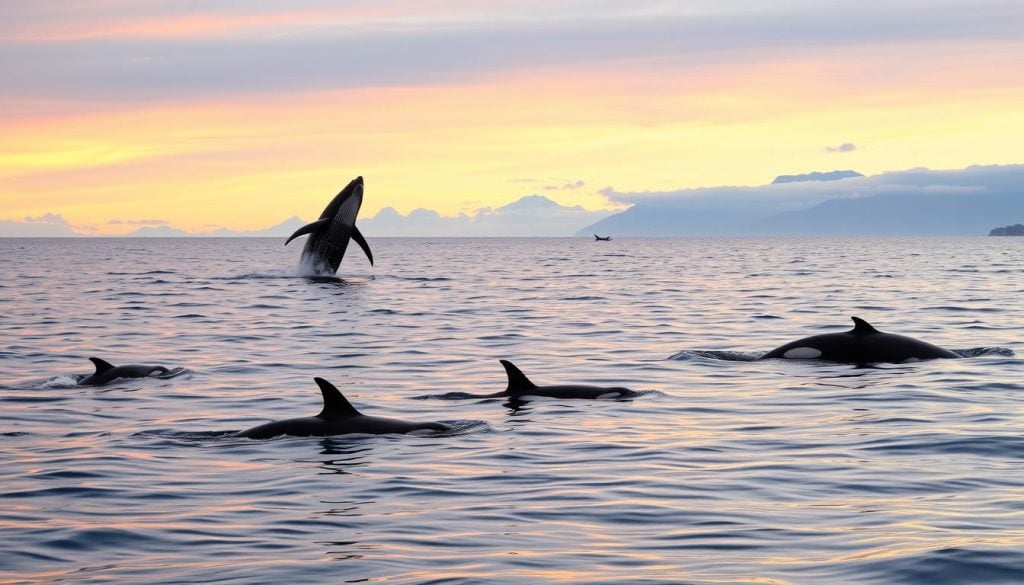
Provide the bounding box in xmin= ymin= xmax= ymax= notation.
xmin=476 ymin=360 xmax=637 ymax=400
xmin=78 ymin=357 xmax=171 ymax=386
xmin=235 ymin=377 xmax=450 ymax=439
xmin=286 ymin=176 xmax=373 ymax=275
xmin=760 ymin=317 xmax=959 ymax=364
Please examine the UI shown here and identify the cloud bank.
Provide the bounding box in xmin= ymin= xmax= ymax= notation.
xmin=583 ymin=164 xmax=1024 ymax=236
xmin=0 ymin=213 xmax=77 ymax=236
xmin=2 ymin=1 xmax=1021 ymax=102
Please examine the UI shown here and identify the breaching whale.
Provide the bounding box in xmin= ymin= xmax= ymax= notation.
xmin=78 ymin=357 xmax=171 ymax=386
xmin=286 ymin=176 xmax=373 ymax=275
xmin=760 ymin=316 xmax=959 ymax=364
xmin=235 ymin=377 xmax=450 ymax=439
xmin=467 ymin=360 xmax=637 ymax=400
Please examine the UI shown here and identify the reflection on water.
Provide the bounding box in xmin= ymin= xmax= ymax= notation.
xmin=1 ymin=237 xmax=1023 ymax=584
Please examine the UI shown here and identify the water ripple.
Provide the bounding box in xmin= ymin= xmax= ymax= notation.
xmin=1 ymin=237 xmax=1022 ymax=584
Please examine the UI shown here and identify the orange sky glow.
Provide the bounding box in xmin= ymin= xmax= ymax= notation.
xmin=1 ymin=1 xmax=1022 ymax=234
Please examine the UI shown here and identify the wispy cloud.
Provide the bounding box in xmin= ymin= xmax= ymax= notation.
xmin=543 ymin=180 xmax=586 ymax=191
xmin=2 ymin=2 xmax=1020 ymax=101
xmin=825 ymin=142 xmax=857 ymax=153
xmin=107 ymin=218 xmax=169 ymax=225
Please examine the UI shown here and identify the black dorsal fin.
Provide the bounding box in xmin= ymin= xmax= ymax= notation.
xmin=850 ymin=316 xmax=879 ymax=335
xmin=500 ymin=360 xmax=537 ymax=394
xmin=89 ymin=357 xmax=115 ymax=374
xmin=284 ymin=218 xmax=330 ymax=246
xmin=314 ymin=377 xmax=361 ymax=417
xmin=351 ymin=226 xmax=374 ymax=266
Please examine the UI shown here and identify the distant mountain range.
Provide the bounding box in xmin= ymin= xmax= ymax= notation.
xmin=124 ymin=216 xmax=307 ymax=237
xmin=359 ymin=194 xmax=613 ymax=236
xmin=121 ymin=195 xmax=613 ymax=237
xmin=580 ymin=164 xmax=1024 ymax=236
xmin=4 ymin=165 xmax=1021 ymax=237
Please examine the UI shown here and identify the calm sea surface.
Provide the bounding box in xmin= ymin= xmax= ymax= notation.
xmin=1 ymin=237 xmax=1022 ymax=584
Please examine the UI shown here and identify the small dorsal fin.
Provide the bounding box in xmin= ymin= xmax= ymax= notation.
xmin=850 ymin=316 xmax=879 ymax=335
xmin=284 ymin=218 xmax=330 ymax=246
xmin=314 ymin=377 xmax=360 ymax=417
xmin=500 ymin=360 xmax=537 ymax=394
xmin=89 ymin=357 xmax=115 ymax=374
xmin=351 ymin=226 xmax=374 ymax=266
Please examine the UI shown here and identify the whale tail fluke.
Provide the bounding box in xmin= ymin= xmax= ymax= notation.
xmin=314 ymin=377 xmax=361 ymax=418
xmin=88 ymin=357 xmax=115 ymax=374
xmin=500 ymin=360 xmax=538 ymax=394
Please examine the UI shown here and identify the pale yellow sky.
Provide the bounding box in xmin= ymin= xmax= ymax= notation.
xmin=1 ymin=2 xmax=1022 ymax=234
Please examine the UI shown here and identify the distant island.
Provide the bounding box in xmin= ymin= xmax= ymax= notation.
xmin=989 ymin=224 xmax=1024 ymax=236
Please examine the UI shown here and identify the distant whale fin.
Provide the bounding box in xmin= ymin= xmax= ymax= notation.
xmin=284 ymin=218 xmax=330 ymax=246
xmin=89 ymin=357 xmax=115 ymax=374
xmin=351 ymin=226 xmax=374 ymax=266
xmin=500 ymin=360 xmax=537 ymax=393
xmin=314 ymin=377 xmax=361 ymax=418
xmin=850 ymin=316 xmax=879 ymax=335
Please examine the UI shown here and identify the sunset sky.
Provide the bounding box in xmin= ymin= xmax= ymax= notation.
xmin=1 ymin=1 xmax=1022 ymax=234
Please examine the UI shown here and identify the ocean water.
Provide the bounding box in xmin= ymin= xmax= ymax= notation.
xmin=1 ymin=236 xmax=1022 ymax=584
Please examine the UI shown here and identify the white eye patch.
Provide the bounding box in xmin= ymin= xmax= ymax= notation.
xmin=783 ymin=347 xmax=822 ymax=359
xmin=596 ymin=392 xmax=621 ymax=399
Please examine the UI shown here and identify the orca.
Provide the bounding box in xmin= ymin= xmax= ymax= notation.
xmin=594 ymin=234 xmax=611 ymax=241
xmin=235 ymin=377 xmax=450 ymax=439
xmin=78 ymin=357 xmax=171 ymax=386
xmin=760 ymin=316 xmax=960 ymax=364
xmin=474 ymin=360 xmax=637 ymax=400
xmin=286 ymin=176 xmax=373 ymax=275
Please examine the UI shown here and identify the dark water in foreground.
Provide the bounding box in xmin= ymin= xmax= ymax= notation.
xmin=1 ymin=237 xmax=1022 ymax=584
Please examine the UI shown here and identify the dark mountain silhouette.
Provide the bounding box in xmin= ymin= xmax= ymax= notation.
xmin=990 ymin=224 xmax=1024 ymax=236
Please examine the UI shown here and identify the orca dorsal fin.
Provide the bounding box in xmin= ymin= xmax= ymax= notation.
xmin=284 ymin=218 xmax=330 ymax=246
xmin=89 ymin=357 xmax=115 ymax=374
xmin=314 ymin=377 xmax=361 ymax=418
xmin=351 ymin=226 xmax=374 ymax=266
xmin=500 ymin=360 xmax=537 ymax=394
xmin=850 ymin=316 xmax=879 ymax=335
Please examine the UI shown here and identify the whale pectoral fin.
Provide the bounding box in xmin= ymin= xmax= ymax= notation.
xmin=351 ymin=226 xmax=374 ymax=266
xmin=314 ymin=377 xmax=361 ymax=417
xmin=89 ymin=357 xmax=115 ymax=374
xmin=850 ymin=316 xmax=879 ymax=335
xmin=500 ymin=360 xmax=538 ymax=394
xmin=284 ymin=218 xmax=330 ymax=246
